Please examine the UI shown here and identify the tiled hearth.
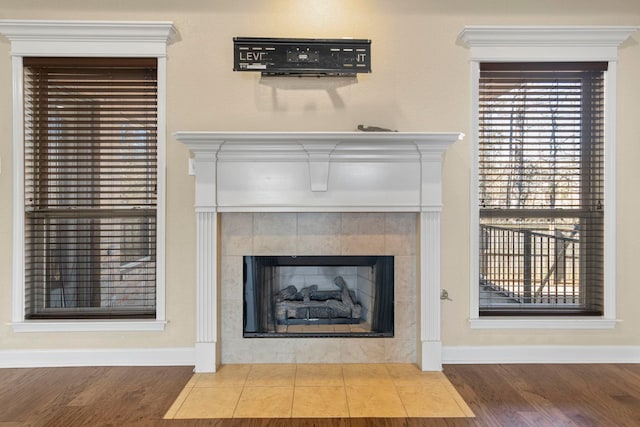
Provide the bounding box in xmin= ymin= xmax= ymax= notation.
xmin=220 ymin=212 xmax=417 ymax=364
xmin=176 ymin=131 xmax=461 ymax=372
xmin=164 ymin=363 xmax=474 ymax=419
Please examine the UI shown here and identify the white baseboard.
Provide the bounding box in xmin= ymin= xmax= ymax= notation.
xmin=0 ymin=347 xmax=195 ymax=368
xmin=443 ymin=345 xmax=640 ymax=364
xmin=2 ymin=345 xmax=639 ymax=368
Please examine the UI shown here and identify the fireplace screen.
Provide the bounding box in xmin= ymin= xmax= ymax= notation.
xmin=243 ymin=256 xmax=394 ymax=338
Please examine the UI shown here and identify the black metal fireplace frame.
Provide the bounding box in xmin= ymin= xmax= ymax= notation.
xmin=243 ymin=255 xmax=394 ymax=338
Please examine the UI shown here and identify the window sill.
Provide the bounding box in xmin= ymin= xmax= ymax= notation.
xmin=469 ymin=317 xmax=618 ymax=330
xmin=11 ymin=320 xmax=166 ymax=333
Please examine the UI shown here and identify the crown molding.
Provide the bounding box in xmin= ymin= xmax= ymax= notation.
xmin=0 ymin=20 xmax=176 ymax=56
xmin=459 ymin=26 xmax=638 ymax=47
xmin=458 ymin=26 xmax=638 ymax=62
xmin=0 ymin=19 xmax=176 ymax=43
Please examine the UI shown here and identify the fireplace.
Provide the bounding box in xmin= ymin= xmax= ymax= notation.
xmin=244 ymin=255 xmax=394 ymax=338
xmin=175 ymin=131 xmax=461 ymax=372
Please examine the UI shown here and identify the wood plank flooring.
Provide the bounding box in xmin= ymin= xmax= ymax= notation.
xmin=0 ymin=364 xmax=639 ymax=426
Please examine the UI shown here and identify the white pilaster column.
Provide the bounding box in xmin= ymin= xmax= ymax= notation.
xmin=415 ymin=140 xmax=450 ymax=371
xmin=418 ymin=210 xmax=443 ymax=371
xmin=194 ymin=209 xmax=218 ymax=372
xmin=189 ymin=144 xmax=222 ymax=373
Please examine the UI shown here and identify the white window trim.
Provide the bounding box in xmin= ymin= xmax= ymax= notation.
xmin=459 ymin=26 xmax=638 ymax=329
xmin=0 ymin=20 xmax=176 ymax=332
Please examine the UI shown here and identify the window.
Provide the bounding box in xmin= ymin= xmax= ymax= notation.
xmin=478 ymin=62 xmax=605 ymax=316
xmin=0 ymin=20 xmax=174 ymax=331
xmin=459 ymin=26 xmax=636 ymax=328
xmin=23 ymin=57 xmax=158 ymax=319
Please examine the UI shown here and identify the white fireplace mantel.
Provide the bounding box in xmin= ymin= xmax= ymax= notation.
xmin=175 ymin=131 xmax=462 ymax=372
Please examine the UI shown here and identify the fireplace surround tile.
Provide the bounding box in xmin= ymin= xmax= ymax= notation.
xmin=220 ymin=213 xmax=253 ymax=255
xmin=220 ymin=212 xmax=416 ymax=364
xmin=384 ymin=212 xmax=417 ymax=256
xmin=394 ymin=255 xmax=416 ymax=303
xmin=293 ymin=339 xmax=342 ymax=363
xmin=384 ymin=338 xmax=416 ymax=362
xmin=253 ymin=212 xmax=298 ymax=254
xmin=296 ymin=212 xmax=342 ymax=254
xmin=341 ymin=213 xmax=386 ymax=255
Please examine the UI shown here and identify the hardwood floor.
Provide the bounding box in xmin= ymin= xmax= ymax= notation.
xmin=0 ymin=364 xmax=638 ymax=426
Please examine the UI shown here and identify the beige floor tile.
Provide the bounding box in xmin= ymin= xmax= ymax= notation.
xmin=163 ymin=382 xmax=195 ymax=419
xmin=342 ymin=363 xmax=393 ymax=386
xmin=233 ymin=386 xmax=294 ymax=418
xmin=287 ymin=325 xmax=311 ymax=333
xmin=245 ymin=364 xmax=296 ymax=387
xmin=385 ymin=363 xmax=424 ymax=386
xmin=295 ymin=364 xmax=344 ymax=387
xmin=315 ymin=325 xmax=338 ymax=333
xmin=292 ymin=386 xmax=350 ymax=418
xmin=441 ymin=382 xmax=475 ymax=417
xmin=195 ymin=364 xmax=251 ymax=387
xmin=164 ymin=363 xmax=474 ymax=420
xmin=396 ymin=385 xmax=468 ymax=418
xmin=174 ymin=386 xmax=243 ymax=419
xmin=453 ymin=394 xmax=475 ymax=417
xmin=184 ymin=374 xmax=199 ymax=388
xmin=345 ymin=385 xmax=407 ymax=418
xmin=386 ymin=364 xmax=450 ymax=387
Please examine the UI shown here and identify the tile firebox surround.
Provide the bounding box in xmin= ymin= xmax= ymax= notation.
xmin=175 ymin=131 xmax=462 ymax=373
xmin=220 ymin=212 xmax=416 ymax=363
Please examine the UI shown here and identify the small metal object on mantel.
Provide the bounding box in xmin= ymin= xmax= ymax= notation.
xmin=357 ymin=124 xmax=398 ymax=132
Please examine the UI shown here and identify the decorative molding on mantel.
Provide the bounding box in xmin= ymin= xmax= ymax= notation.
xmin=175 ymin=130 xmax=462 ymax=143
xmin=176 ymin=131 xmax=462 ymax=372
xmin=175 ymin=131 xmax=462 ymax=212
xmin=0 ymin=20 xmax=177 ymax=56
xmin=458 ymin=26 xmax=638 ymax=61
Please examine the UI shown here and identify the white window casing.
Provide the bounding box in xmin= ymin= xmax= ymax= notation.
xmin=459 ymin=26 xmax=638 ymax=329
xmin=0 ymin=20 xmax=176 ymax=332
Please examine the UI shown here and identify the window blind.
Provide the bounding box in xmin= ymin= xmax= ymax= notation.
xmin=23 ymin=57 xmax=158 ymax=319
xmin=478 ymin=62 xmax=605 ymax=315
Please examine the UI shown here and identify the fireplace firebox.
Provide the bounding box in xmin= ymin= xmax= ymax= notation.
xmin=243 ymin=256 xmax=394 ymax=338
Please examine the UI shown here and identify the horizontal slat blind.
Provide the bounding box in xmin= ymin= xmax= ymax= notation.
xmin=23 ymin=57 xmax=158 ymax=319
xmin=478 ymin=62 xmax=605 ymax=315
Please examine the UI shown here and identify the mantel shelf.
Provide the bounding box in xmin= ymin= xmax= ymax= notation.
xmin=175 ymin=131 xmax=462 ymax=212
